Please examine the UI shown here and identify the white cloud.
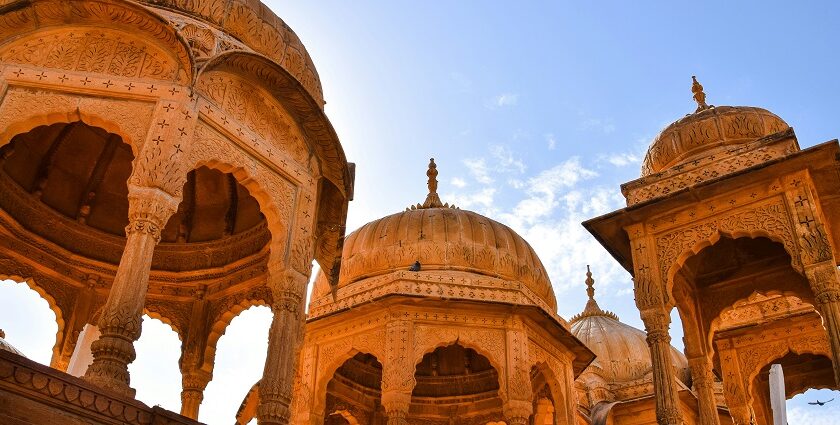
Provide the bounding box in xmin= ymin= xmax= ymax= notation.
xmin=463 ymin=158 xmax=494 ymax=184
xmin=604 ymin=151 xmax=642 ymax=167
xmin=490 ymin=145 xmax=526 ymax=174
xmin=486 ymin=93 xmax=519 ymax=108
xmin=446 ymin=187 xmax=496 ymax=211
xmin=450 ymin=177 xmax=467 ymax=188
xmin=546 ymin=133 xmax=557 ymax=150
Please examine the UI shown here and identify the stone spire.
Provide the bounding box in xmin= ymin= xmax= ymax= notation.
xmin=691 ymin=75 xmax=711 ymax=112
xmin=570 ymin=265 xmax=619 ymax=323
xmin=408 ymin=158 xmax=456 ymax=210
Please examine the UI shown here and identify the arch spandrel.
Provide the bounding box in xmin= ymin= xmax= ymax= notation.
xmin=0 ymin=87 xmax=155 ymax=156
xmin=199 ymin=288 xmax=273 ymax=375
xmin=410 ymin=325 xmax=508 ymax=396
xmin=0 ymin=0 xmax=194 ymax=84
xmin=188 ymin=120 xmax=296 ymax=252
xmin=655 ymin=199 xmax=802 ymax=301
xmin=310 ymin=330 xmax=387 ymax=414
xmin=195 ymin=70 xmax=312 ymax=169
xmin=198 ymin=52 xmax=350 ymax=199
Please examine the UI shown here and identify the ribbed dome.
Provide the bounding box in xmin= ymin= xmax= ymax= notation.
xmin=570 ymin=268 xmax=689 ymax=384
xmin=640 ymin=77 xmax=790 ymax=177
xmin=311 ymin=159 xmax=556 ymax=312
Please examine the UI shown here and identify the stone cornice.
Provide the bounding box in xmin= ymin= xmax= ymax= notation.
xmin=308 ymin=269 xmax=558 ymax=321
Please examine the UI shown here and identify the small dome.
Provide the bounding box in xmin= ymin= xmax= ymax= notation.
xmin=570 ymin=268 xmax=689 ymax=384
xmin=640 ymin=77 xmax=789 ymax=177
xmin=311 ymin=159 xmax=556 ymax=312
xmin=0 ymin=329 xmax=25 ymax=357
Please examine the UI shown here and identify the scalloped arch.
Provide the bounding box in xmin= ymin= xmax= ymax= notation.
xmin=0 ymin=0 xmax=194 ymax=84
xmin=202 ymin=299 xmax=270 ymax=374
xmin=0 ymin=276 xmax=64 ymax=364
xmin=666 ymin=230 xmax=802 ymax=309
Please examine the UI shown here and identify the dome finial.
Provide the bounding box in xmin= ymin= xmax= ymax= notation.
xmin=0 ymin=329 xmax=4 ymax=339
xmin=408 ymin=158 xmax=455 ymax=210
xmin=691 ymin=76 xmax=710 ymax=112
xmin=570 ymin=265 xmax=620 ymax=324
xmin=585 ymin=265 xmax=595 ymax=301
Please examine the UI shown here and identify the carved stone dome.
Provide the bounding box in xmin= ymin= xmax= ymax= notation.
xmin=137 ymin=0 xmax=324 ymax=105
xmin=311 ymin=159 xmax=556 ymax=312
xmin=570 ymin=268 xmax=689 ymax=384
xmin=640 ymin=77 xmax=789 ymax=177
xmin=0 ymin=329 xmax=25 ymax=357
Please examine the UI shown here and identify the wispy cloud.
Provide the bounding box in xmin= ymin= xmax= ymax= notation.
xmin=463 ymin=158 xmax=493 ymax=184
xmin=447 ymin=187 xmax=497 ymax=211
xmin=490 ymin=145 xmax=526 ymax=174
xmin=486 ymin=93 xmax=519 ymax=109
xmin=546 ymin=133 xmax=557 ymax=150
xmin=604 ymin=151 xmax=642 ymax=167
xmin=450 ymin=177 xmax=467 ymax=188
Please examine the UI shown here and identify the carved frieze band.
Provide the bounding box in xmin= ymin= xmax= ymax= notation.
xmin=655 ymin=199 xmax=801 ymax=285
xmin=625 ymin=136 xmax=797 ymax=206
xmin=308 ymin=270 xmax=559 ymax=321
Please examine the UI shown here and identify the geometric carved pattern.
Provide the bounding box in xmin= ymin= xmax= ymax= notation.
xmin=196 ymin=72 xmax=310 ymax=167
xmin=0 ymin=29 xmax=182 ymax=82
xmin=625 ymin=134 xmax=798 ymax=206
xmin=656 ymin=199 xmax=801 ymax=283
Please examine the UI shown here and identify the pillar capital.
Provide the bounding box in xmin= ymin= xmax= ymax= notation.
xmin=641 ymin=307 xmax=672 ymax=345
xmin=267 ymin=269 xmax=309 ymax=314
xmin=503 ymin=399 xmax=533 ymax=425
xmin=126 ymin=185 xmax=180 ymax=242
xmin=180 ymin=369 xmax=211 ymax=419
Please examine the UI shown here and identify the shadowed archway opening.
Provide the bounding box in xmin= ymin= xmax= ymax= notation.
xmin=411 ymin=343 xmax=503 ymax=423
xmin=320 ymin=352 xmax=383 ymax=425
xmin=749 ymin=352 xmax=836 ymax=425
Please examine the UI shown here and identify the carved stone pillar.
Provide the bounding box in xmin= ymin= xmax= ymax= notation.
xmin=716 ymin=341 xmax=752 ymax=425
xmin=181 ymin=369 xmax=211 ymax=419
xmin=257 ymin=269 xmax=310 ymax=425
xmin=688 ymin=356 xmax=720 ymax=425
xmin=641 ymin=308 xmax=684 ymax=425
xmin=381 ymin=391 xmax=411 ymax=425
xmin=179 ymin=287 xmax=211 ymax=419
xmin=504 ymin=326 xmax=533 ymax=425
xmin=805 ymin=261 xmax=840 ymax=385
xmin=83 ymin=186 xmax=178 ymax=396
xmin=381 ymin=317 xmax=415 ymax=425
xmin=503 ymin=399 xmax=532 ymax=425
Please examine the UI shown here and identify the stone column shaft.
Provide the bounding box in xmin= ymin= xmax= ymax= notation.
xmin=642 ymin=308 xmax=684 ymax=425
xmin=806 ymin=262 xmax=840 ymax=385
xmin=688 ymin=356 xmax=720 ymax=425
xmin=257 ymin=269 xmax=309 ymax=425
xmin=83 ymin=186 xmax=178 ymax=396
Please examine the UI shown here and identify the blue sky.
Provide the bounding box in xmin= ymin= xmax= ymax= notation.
xmin=2 ymin=1 xmax=840 ymax=424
